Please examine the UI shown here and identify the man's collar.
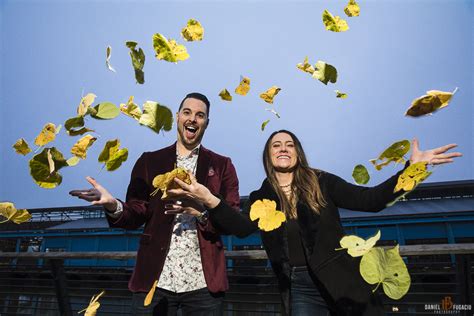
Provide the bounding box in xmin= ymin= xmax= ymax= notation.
xmin=176 ymin=144 xmax=201 ymax=158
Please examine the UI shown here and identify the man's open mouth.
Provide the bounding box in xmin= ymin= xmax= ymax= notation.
xmin=185 ymin=125 xmax=198 ymax=138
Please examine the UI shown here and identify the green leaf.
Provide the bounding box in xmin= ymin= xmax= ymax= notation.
xmin=126 ymin=41 xmax=145 ymax=84
xmin=261 ymin=120 xmax=270 ymax=131
xmin=139 ymin=101 xmax=173 ymax=133
xmin=98 ymin=139 xmax=128 ymax=171
xmin=360 ymin=245 xmax=411 ymax=300
xmin=66 ymin=156 xmax=80 ymax=166
xmin=313 ymin=61 xmax=338 ymax=85
xmin=370 ymin=140 xmax=410 ymax=171
xmin=322 ymin=9 xmax=349 ymax=32
xmin=152 ymin=33 xmax=189 ymax=63
xmin=29 ymin=147 xmax=68 ymax=189
xmin=335 ymin=90 xmax=348 ymax=99
xmin=352 ymin=164 xmax=370 ymax=184
xmin=65 ymin=116 xmax=85 ymax=132
xmin=91 ymin=102 xmax=120 ymax=120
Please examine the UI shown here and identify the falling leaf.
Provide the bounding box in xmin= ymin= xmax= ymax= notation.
xmin=0 ymin=202 xmax=32 ymax=224
xmin=151 ymin=167 xmax=191 ymax=198
xmin=335 ymin=90 xmax=348 ymax=98
xmin=105 ymin=45 xmax=116 ymax=73
xmin=322 ymin=9 xmax=349 ymax=32
xmin=71 ymin=135 xmax=97 ymax=159
xmin=313 ymin=61 xmax=338 ymax=85
xmin=78 ymin=290 xmax=105 ymax=316
xmin=338 ymin=230 xmax=380 ymax=257
xmin=181 ymin=19 xmax=204 ymax=41
xmin=91 ymin=102 xmax=120 ymax=120
xmin=55 ymin=125 xmax=62 ymax=135
xmin=120 ymin=96 xmax=142 ymax=121
xmin=29 ymin=147 xmax=68 ymax=189
xmin=47 ymin=149 xmax=55 ymax=174
xmin=126 ymin=41 xmax=145 ymax=84
xmin=360 ymin=245 xmax=411 ymax=300
xmin=261 ymin=120 xmax=270 ymax=131
xmin=34 ymin=123 xmax=58 ymax=147
xmin=64 ymin=116 xmax=93 ymax=136
xmin=249 ymin=199 xmax=286 ymax=232
xmin=297 ymin=56 xmax=315 ymax=74
xmin=265 ymin=108 xmax=280 ymax=118
xmin=13 ymin=138 xmax=32 ymax=155
xmin=139 ymin=101 xmax=173 ymax=134
xmin=235 ymin=76 xmax=250 ymax=96
xmin=77 ymin=93 xmax=97 ymax=117
xmin=152 ymin=33 xmax=189 ymax=63
xmin=405 ymin=88 xmax=458 ymax=117
xmin=66 ymin=156 xmax=81 ymax=166
xmin=394 ymin=161 xmax=432 ymax=193
xmin=144 ymin=280 xmax=159 ymax=306
xmin=260 ymin=86 xmax=281 ymax=104
xmin=98 ymin=139 xmax=129 ymax=171
xmin=218 ymin=89 xmax=232 ymax=101
xmin=370 ymin=140 xmax=410 ymax=171
xmin=344 ymin=0 xmax=360 ymax=17
xmin=352 ymin=164 xmax=370 ymax=184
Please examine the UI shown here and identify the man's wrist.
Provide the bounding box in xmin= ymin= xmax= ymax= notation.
xmin=196 ymin=210 xmax=209 ymax=224
xmin=104 ymin=199 xmax=118 ymax=212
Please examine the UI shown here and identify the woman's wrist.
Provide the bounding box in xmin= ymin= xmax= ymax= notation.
xmin=204 ymin=194 xmax=221 ymax=209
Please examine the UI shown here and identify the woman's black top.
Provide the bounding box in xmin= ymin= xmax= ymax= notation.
xmin=287 ymin=218 xmax=306 ymax=267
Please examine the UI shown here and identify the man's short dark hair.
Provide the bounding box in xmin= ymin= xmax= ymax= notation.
xmin=179 ymin=92 xmax=210 ymax=117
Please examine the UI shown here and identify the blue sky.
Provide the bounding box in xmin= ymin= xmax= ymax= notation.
xmin=1 ymin=0 xmax=472 ymax=209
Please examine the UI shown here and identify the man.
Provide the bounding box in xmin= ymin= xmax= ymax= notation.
xmin=70 ymin=92 xmax=240 ymax=315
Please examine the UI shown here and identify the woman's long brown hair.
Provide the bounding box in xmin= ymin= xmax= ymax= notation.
xmin=262 ymin=130 xmax=326 ymax=218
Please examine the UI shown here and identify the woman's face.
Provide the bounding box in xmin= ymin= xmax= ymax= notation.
xmin=270 ymin=132 xmax=298 ymax=172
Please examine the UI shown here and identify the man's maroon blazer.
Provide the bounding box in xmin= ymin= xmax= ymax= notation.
xmin=106 ymin=143 xmax=240 ymax=293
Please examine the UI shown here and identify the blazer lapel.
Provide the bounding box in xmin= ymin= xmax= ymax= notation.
xmin=196 ymin=146 xmax=211 ymax=186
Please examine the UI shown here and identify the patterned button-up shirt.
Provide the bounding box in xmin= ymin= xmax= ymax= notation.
xmin=157 ymin=145 xmax=207 ymax=293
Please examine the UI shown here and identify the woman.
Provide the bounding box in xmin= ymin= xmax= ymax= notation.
xmin=166 ymin=130 xmax=461 ymax=316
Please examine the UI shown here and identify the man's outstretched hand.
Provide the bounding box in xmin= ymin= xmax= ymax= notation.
xmin=69 ymin=176 xmax=117 ymax=211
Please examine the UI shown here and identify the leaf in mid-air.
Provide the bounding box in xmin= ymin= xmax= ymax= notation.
xmin=352 ymin=164 xmax=370 ymax=184
xmin=218 ymin=89 xmax=232 ymax=101
xmin=338 ymin=230 xmax=380 ymax=257
xmin=235 ymin=76 xmax=251 ymax=96
xmin=106 ymin=45 xmax=116 ymax=72
xmin=138 ymin=101 xmax=173 ymax=134
xmin=34 ymin=123 xmax=58 ymax=147
xmin=344 ymin=0 xmax=360 ymax=17
xmin=360 ymin=245 xmax=411 ymax=300
xmin=260 ymin=86 xmax=281 ymax=104
xmin=71 ymin=135 xmax=97 ymax=159
xmin=394 ymin=161 xmax=432 ymax=192
xmin=370 ymin=140 xmax=410 ymax=171
xmin=261 ymin=120 xmax=270 ymax=131
xmin=77 ymin=93 xmax=97 ymax=117
xmin=405 ymin=88 xmax=458 ymax=117
xmin=181 ymin=19 xmax=204 ymax=41
xmin=13 ymin=138 xmax=32 ymax=155
xmin=152 ymin=33 xmax=189 ymax=63
xmin=249 ymin=199 xmax=286 ymax=232
xmin=151 ymin=167 xmax=191 ymax=198
xmin=120 ymin=96 xmax=142 ymax=121
xmin=98 ymin=139 xmax=129 ymax=171
xmin=29 ymin=147 xmax=68 ymax=189
xmin=144 ymin=280 xmax=159 ymax=306
xmin=91 ymin=102 xmax=120 ymax=120
xmin=335 ymin=90 xmax=348 ymax=98
xmin=322 ymin=9 xmax=349 ymax=32
xmin=78 ymin=290 xmax=105 ymax=316
xmin=0 ymin=202 xmax=32 ymax=224
xmin=297 ymin=56 xmax=315 ymax=74
xmin=126 ymin=41 xmax=145 ymax=84
xmin=313 ymin=61 xmax=338 ymax=85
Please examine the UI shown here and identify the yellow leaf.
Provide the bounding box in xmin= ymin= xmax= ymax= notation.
xmin=144 ymin=280 xmax=159 ymax=306
xmin=259 ymin=86 xmax=281 ymax=104
xmin=235 ymin=76 xmax=250 ymax=96
xmin=71 ymin=135 xmax=97 ymax=159
xmin=394 ymin=161 xmax=432 ymax=192
xmin=218 ymin=89 xmax=232 ymax=101
xmin=405 ymin=88 xmax=457 ymax=117
xmin=78 ymin=290 xmax=105 ymax=316
xmin=344 ymin=0 xmax=360 ymax=17
xmin=153 ymin=33 xmax=189 ymax=63
xmin=77 ymin=93 xmax=97 ymax=117
xmin=370 ymin=140 xmax=410 ymax=171
xmin=322 ymin=9 xmax=349 ymax=32
xmin=13 ymin=138 xmax=32 ymax=155
xmin=335 ymin=90 xmax=348 ymax=99
xmin=151 ymin=167 xmax=191 ymax=199
xmin=34 ymin=123 xmax=57 ymax=147
xmin=120 ymin=96 xmax=142 ymax=121
xmin=66 ymin=156 xmax=81 ymax=166
xmin=249 ymin=199 xmax=286 ymax=232
xmin=0 ymin=202 xmax=32 ymax=224
xmin=339 ymin=230 xmax=381 ymax=257
xmin=181 ymin=19 xmax=204 ymax=41
xmin=297 ymin=56 xmax=315 ymax=74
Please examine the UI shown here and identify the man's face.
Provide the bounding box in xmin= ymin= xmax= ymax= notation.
xmin=176 ymin=98 xmax=208 ymax=149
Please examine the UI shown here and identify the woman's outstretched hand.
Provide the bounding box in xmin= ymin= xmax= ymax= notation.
xmin=409 ymin=139 xmax=462 ymax=165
